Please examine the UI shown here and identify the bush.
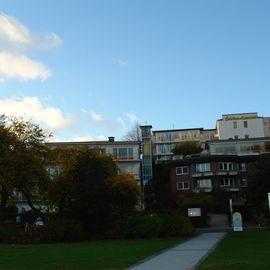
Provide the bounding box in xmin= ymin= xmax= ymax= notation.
xmin=113 ymin=213 xmax=194 ymax=239
xmin=163 ymin=214 xmax=194 ymax=236
xmin=137 ymin=214 xmax=164 ymax=238
xmin=43 ymin=218 xmax=86 ymax=242
xmin=0 ymin=220 xmax=17 ymax=243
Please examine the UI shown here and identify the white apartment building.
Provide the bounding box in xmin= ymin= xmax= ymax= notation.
xmin=48 ymin=138 xmax=141 ymax=182
xmin=216 ymin=113 xmax=270 ymax=140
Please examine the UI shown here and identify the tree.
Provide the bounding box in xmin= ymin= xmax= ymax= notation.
xmin=144 ymin=163 xmax=177 ymax=212
xmin=46 ymin=146 xmax=81 ymax=216
xmin=172 ymin=141 xmax=203 ymax=157
xmin=65 ymin=150 xmax=119 ymax=234
xmin=247 ymin=155 xmax=270 ymax=218
xmin=106 ymin=174 xmax=141 ymax=218
xmin=0 ymin=115 xmax=50 ymax=217
xmin=124 ymin=122 xmax=142 ymax=141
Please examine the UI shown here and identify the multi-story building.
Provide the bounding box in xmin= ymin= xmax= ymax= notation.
xmin=169 ymin=154 xmax=256 ymax=202
xmin=48 ymin=137 xmax=141 ymax=182
xmin=152 ymin=128 xmax=216 ymax=161
xmin=215 ymin=112 xmax=270 ymax=140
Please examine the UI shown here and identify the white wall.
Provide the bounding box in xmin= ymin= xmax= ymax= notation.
xmin=217 ymin=118 xmax=265 ymax=140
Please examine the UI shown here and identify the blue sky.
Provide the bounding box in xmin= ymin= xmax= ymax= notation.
xmin=0 ymin=0 xmax=270 ymax=141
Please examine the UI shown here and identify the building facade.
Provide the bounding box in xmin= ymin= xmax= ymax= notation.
xmin=152 ymin=128 xmax=216 ymax=161
xmin=215 ymin=112 xmax=270 ymax=140
xmin=48 ymin=138 xmax=141 ymax=182
xmin=169 ymin=155 xmax=256 ymax=203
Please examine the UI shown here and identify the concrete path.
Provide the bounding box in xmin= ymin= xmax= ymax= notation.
xmin=126 ymin=232 xmax=226 ymax=270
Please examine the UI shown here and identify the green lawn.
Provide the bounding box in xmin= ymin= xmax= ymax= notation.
xmin=197 ymin=231 xmax=270 ymax=270
xmin=0 ymin=237 xmax=187 ymax=270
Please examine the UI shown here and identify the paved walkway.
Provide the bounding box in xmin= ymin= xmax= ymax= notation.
xmin=126 ymin=232 xmax=226 ymax=270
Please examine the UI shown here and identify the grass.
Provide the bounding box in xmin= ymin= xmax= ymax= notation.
xmin=197 ymin=231 xmax=270 ymax=270
xmin=0 ymin=237 xmax=187 ymax=270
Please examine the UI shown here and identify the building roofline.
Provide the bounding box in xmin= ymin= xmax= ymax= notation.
xmin=46 ymin=140 xmax=140 ymax=146
xmin=152 ymin=128 xmax=215 ymax=133
xmin=206 ymin=137 xmax=270 ymax=143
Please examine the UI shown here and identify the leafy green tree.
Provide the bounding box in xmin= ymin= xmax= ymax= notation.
xmin=0 ymin=115 xmax=50 ymax=217
xmin=172 ymin=141 xmax=203 ymax=156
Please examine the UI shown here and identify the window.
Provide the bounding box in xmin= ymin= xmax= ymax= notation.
xmin=240 ymin=179 xmax=247 ymax=187
xmin=176 ymin=166 xmax=189 ymax=175
xmin=245 ymin=135 xmax=249 ymax=139
xmin=197 ymin=179 xmax=212 ymax=188
xmin=113 ymin=148 xmax=134 ymax=160
xmin=220 ymin=178 xmax=237 ymax=187
xmin=234 ymin=135 xmax=239 ymax=139
xmin=233 ymin=121 xmax=237 ymax=128
xmin=195 ymin=163 xmax=211 ymax=172
xmin=244 ymin=121 xmax=248 ymax=128
xmin=219 ymin=162 xmax=234 ymax=171
xmin=239 ymin=163 xmax=246 ymax=171
xmin=177 ymin=181 xmax=190 ymax=190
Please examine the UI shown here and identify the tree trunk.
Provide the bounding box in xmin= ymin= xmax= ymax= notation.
xmin=21 ymin=189 xmax=40 ymax=212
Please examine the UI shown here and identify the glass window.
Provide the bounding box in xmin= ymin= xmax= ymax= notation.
xmin=176 ymin=166 xmax=189 ymax=175
xmin=128 ymin=148 xmax=134 ymax=159
xmin=177 ymin=181 xmax=190 ymax=190
xmin=197 ymin=179 xmax=212 ymax=188
xmin=220 ymin=178 xmax=237 ymax=187
xmin=245 ymin=135 xmax=249 ymax=139
xmin=233 ymin=121 xmax=237 ymax=128
xmin=195 ymin=163 xmax=211 ymax=172
xmin=240 ymin=179 xmax=247 ymax=187
xmin=239 ymin=163 xmax=246 ymax=171
xmin=234 ymin=135 xmax=239 ymax=140
xmin=219 ymin=162 xmax=234 ymax=171
xmin=244 ymin=121 xmax=248 ymax=128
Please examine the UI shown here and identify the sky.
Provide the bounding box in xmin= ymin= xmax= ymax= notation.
xmin=0 ymin=0 xmax=270 ymax=142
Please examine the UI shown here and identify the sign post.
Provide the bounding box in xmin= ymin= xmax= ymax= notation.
xmin=268 ymin=193 xmax=270 ymax=214
xmin=233 ymin=212 xmax=243 ymax=231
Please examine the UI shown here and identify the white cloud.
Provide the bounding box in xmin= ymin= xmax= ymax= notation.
xmin=112 ymin=57 xmax=128 ymax=67
xmin=0 ymin=96 xmax=73 ymax=131
xmin=71 ymin=135 xmax=107 ymax=142
xmin=125 ymin=112 xmax=140 ymax=122
xmin=0 ymin=14 xmax=32 ymax=46
xmin=0 ymin=13 xmax=61 ymax=82
xmin=0 ymin=51 xmax=51 ymax=81
xmin=90 ymin=111 xmax=105 ymax=123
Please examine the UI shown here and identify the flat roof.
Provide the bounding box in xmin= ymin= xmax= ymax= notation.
xmin=153 ymin=128 xmax=215 ymax=133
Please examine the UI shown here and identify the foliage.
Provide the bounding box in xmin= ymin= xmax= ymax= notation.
xmin=247 ymin=155 xmax=270 ymax=218
xmin=163 ymin=214 xmax=194 ymax=236
xmin=176 ymin=193 xmax=211 ymax=227
xmin=65 ymin=150 xmax=119 ymax=234
xmin=114 ymin=213 xmax=194 ymax=239
xmin=43 ymin=218 xmax=85 ymax=242
xmin=172 ymin=141 xmax=203 ymax=156
xmin=47 ymin=146 xmax=81 ymax=216
xmin=0 ymin=115 xmax=50 ymax=218
xmin=106 ymin=174 xmax=141 ymax=218
xmin=144 ymin=163 xmax=177 ymax=212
